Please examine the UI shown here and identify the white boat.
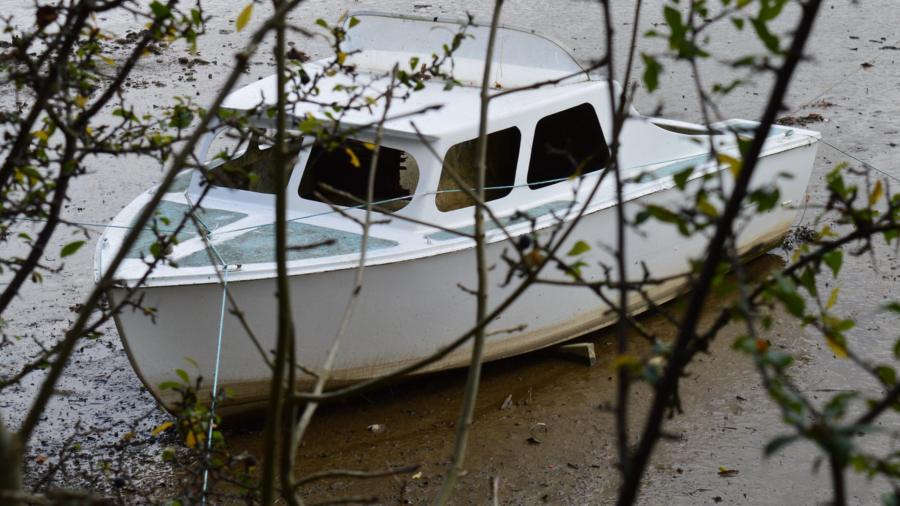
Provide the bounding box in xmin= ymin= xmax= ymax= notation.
xmin=94 ymin=13 xmax=820 ymax=415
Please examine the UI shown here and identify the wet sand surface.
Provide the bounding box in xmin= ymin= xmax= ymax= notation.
xmin=2 ymin=0 xmax=899 ymax=504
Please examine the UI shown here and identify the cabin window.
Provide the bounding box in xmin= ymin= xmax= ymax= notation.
xmin=436 ymin=127 xmax=521 ymax=212
xmin=205 ymin=129 xmax=301 ymax=194
xmin=298 ymin=139 xmax=419 ymax=212
xmin=527 ymin=103 xmax=608 ymax=189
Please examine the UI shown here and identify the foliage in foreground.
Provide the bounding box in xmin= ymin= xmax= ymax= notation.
xmin=1 ymin=1 xmax=899 ymax=505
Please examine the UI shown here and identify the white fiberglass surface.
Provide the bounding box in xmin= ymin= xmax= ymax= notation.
xmin=341 ymin=12 xmax=585 ymax=75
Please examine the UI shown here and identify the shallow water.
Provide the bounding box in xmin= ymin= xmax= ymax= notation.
xmin=2 ymin=0 xmax=900 ymax=503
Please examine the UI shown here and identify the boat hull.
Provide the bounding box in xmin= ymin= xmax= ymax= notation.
xmin=110 ymin=143 xmax=817 ymax=416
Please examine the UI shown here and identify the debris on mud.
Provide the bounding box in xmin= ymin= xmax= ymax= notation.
xmin=776 ymin=113 xmax=825 ymax=127
xmin=367 ymin=423 xmax=387 ymax=434
xmin=528 ymin=422 xmax=548 ymax=444
xmin=286 ymin=47 xmax=310 ymax=62
xmin=782 ymin=225 xmax=817 ymax=251
xmin=177 ymin=56 xmax=211 ymax=67
xmin=717 ymin=467 xmax=740 ymax=478
xmin=809 ymin=99 xmax=835 ymax=108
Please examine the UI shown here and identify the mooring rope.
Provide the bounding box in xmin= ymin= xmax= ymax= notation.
xmin=819 ymin=139 xmax=900 ymax=184
xmin=188 ymin=202 xmax=229 ymax=505
xmin=200 ymin=263 xmax=227 ymax=505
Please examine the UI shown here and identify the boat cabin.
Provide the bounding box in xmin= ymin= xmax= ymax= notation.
xmin=101 ymin=12 xmax=807 ymax=282
xmin=188 ymin=12 xmax=628 ymax=234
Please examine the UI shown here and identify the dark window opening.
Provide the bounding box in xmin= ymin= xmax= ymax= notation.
xmin=206 ymin=130 xmax=302 ymax=194
xmin=436 ymin=127 xmax=521 ymax=212
xmin=527 ymin=103 xmax=608 ymax=190
xmin=299 ymin=139 xmax=419 ymax=212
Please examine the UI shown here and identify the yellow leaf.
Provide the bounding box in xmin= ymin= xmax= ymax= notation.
xmin=818 ymin=224 xmax=837 ymax=239
xmin=612 ymin=354 xmax=640 ymax=371
xmin=345 ymin=147 xmax=360 ymax=168
xmin=336 ymin=51 xmax=347 ymax=65
xmin=74 ymin=94 xmax=87 ymax=108
xmin=152 ymin=421 xmax=174 ymax=436
xmin=697 ymin=197 xmax=719 ymax=218
xmin=717 ymin=153 xmax=742 ymax=178
xmin=362 ymin=142 xmax=376 ymax=151
xmin=185 ymin=430 xmax=197 ymax=448
xmin=869 ymin=180 xmax=884 ymax=207
xmin=32 ymin=129 xmax=49 ymax=142
xmin=411 ymin=471 xmax=423 ymax=480
xmin=236 ymin=3 xmax=253 ymax=32
xmin=525 ymin=247 xmax=544 ymax=268
xmin=101 ymin=55 xmax=116 ymax=65
xmin=826 ymin=287 xmax=840 ymax=310
xmin=825 ymin=336 xmax=848 ymax=359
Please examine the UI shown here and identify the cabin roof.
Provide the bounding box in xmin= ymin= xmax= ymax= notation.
xmin=221 ymin=70 xmax=604 ymax=140
xmin=221 ymin=12 xmax=602 ymax=141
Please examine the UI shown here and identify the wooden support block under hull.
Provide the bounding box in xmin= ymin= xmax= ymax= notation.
xmin=552 ymin=342 xmax=598 ymax=367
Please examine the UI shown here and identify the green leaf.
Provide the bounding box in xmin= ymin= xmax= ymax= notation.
xmin=641 ymin=53 xmax=663 ymax=92
xmin=673 ymin=167 xmax=693 ymax=190
xmin=175 ymin=368 xmax=190 ymax=384
xmin=826 ymin=287 xmax=840 ymax=310
xmin=235 ymin=3 xmax=253 ymax=32
xmin=663 ymin=5 xmax=685 ymax=38
xmin=797 ymin=266 xmax=817 ymax=297
xmin=823 ymin=250 xmax=843 ymax=278
xmin=61 ymin=240 xmax=85 ymax=258
xmin=149 ymin=1 xmax=171 ymax=19
xmin=773 ymin=276 xmax=805 ymax=317
xmin=876 ymin=365 xmax=897 ymax=387
xmin=348 ymin=16 xmax=360 ymax=28
xmin=697 ymin=194 xmax=718 ymax=218
xmin=567 ymin=240 xmax=591 ymax=257
xmin=750 ymin=17 xmax=780 ymax=53
xmin=764 ymin=434 xmax=799 ymax=457
xmin=158 ymin=381 xmax=182 ymax=391
xmin=409 ymin=56 xmax=420 ymax=70
xmin=766 ymin=350 xmax=793 ymax=370
xmin=749 ymin=188 xmax=779 ymax=212
xmin=823 ymin=391 xmax=855 ymax=420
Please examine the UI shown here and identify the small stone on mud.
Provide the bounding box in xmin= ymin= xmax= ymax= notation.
xmin=367 ymin=423 xmax=386 ymax=434
xmin=500 ymin=394 xmax=513 ymax=410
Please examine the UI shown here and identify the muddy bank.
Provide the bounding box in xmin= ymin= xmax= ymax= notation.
xmin=1 ymin=0 xmax=899 ymax=504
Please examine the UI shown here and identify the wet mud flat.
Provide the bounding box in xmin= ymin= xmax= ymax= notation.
xmin=2 ymin=0 xmax=900 ymax=503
